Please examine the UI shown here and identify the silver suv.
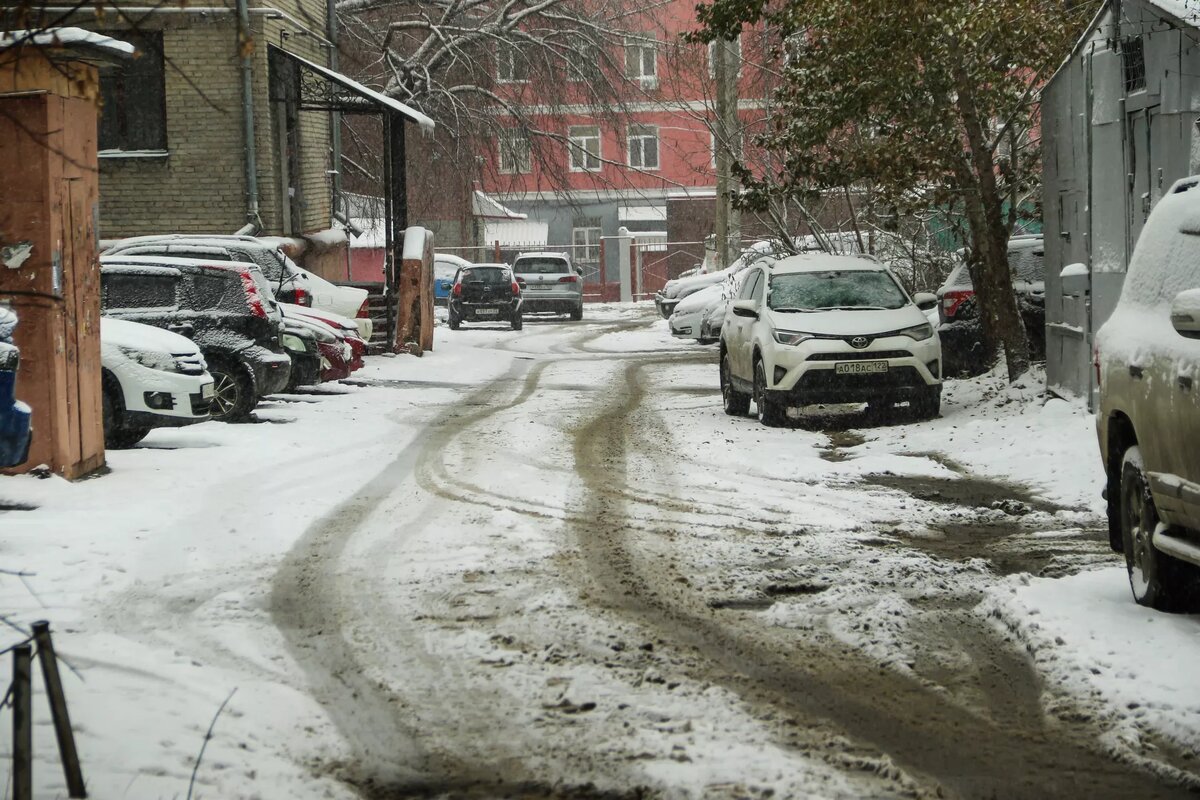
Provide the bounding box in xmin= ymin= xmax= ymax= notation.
xmin=512 ymin=252 xmax=584 ymax=320
xmin=1096 ymin=176 xmax=1200 ymax=611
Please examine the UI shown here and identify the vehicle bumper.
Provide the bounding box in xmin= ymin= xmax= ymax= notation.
xmin=318 ymin=341 xmax=354 ymax=382
xmin=251 ymin=350 xmax=292 ymax=396
xmin=114 ymin=361 xmax=215 ymax=423
xmin=451 ymin=299 xmax=521 ymax=321
xmin=655 ymin=294 xmax=679 ymax=319
xmin=670 ymin=308 xmax=705 ymax=339
xmin=354 ymin=317 xmax=373 ymax=341
xmin=521 ymin=289 xmax=581 ymax=312
xmin=286 ymin=349 xmax=322 ymax=387
xmin=767 ymin=335 xmax=942 ymax=404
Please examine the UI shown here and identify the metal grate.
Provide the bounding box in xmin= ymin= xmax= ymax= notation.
xmin=1123 ymin=36 xmax=1146 ymax=92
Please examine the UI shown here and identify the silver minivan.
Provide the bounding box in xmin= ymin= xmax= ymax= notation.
xmin=511 ymin=251 xmax=584 ymax=320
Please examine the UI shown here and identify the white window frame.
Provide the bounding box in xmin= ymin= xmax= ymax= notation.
xmin=568 ymin=125 xmax=602 ymax=172
xmin=625 ymin=37 xmax=658 ymax=89
xmin=572 ymin=226 xmax=602 ymax=263
xmin=498 ymin=129 xmax=532 ymax=174
xmin=627 ymin=124 xmax=659 ymax=170
xmin=707 ymin=35 xmax=742 ymax=79
xmin=497 ymin=41 xmax=529 ymax=83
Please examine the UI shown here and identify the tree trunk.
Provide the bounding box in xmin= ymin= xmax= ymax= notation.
xmin=954 ymin=66 xmax=1030 ymax=381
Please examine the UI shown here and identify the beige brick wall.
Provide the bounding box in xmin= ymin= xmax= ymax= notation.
xmin=94 ymin=5 xmax=333 ymax=239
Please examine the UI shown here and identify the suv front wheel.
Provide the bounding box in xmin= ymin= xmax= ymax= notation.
xmin=1120 ymin=446 xmax=1196 ymax=611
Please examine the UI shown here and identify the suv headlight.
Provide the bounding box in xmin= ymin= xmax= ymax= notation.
xmin=774 ymin=330 xmax=815 ymax=346
xmin=118 ymin=346 xmax=177 ymax=372
xmin=282 ymin=333 xmax=306 ymax=352
xmin=898 ymin=323 xmax=934 ymax=341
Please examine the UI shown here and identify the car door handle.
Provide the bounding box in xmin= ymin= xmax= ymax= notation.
xmin=1180 ymin=375 xmax=1194 ymax=391
xmin=1129 ymin=365 xmax=1144 ymax=379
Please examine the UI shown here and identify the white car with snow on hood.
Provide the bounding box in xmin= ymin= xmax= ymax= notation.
xmin=671 ymin=259 xmax=769 ymax=344
xmin=656 ymin=240 xmax=784 ymax=319
xmin=1095 ymin=174 xmax=1200 ymax=612
xmin=101 ymin=317 xmax=214 ymax=448
xmin=719 ymin=253 xmax=941 ymax=426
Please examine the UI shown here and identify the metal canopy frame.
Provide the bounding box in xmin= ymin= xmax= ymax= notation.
xmin=268 ymin=45 xmax=432 ymax=346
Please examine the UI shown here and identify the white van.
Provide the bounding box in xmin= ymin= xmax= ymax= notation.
xmin=101 ymin=318 xmax=215 ymax=448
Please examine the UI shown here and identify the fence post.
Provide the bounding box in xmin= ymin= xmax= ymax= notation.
xmin=13 ymin=643 xmax=32 ymax=800
xmin=598 ymin=238 xmax=607 ymax=301
xmin=494 ymin=240 xmax=501 ymax=262
xmin=630 ymin=241 xmax=640 ymax=301
xmin=32 ymin=621 xmax=86 ymax=798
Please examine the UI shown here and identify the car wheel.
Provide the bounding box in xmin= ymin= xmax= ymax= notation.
xmin=720 ymin=351 xmax=751 ymax=416
xmin=912 ymin=386 xmax=942 ymax=420
xmin=570 ymin=302 xmax=583 ymax=321
xmin=207 ymin=359 xmax=256 ymax=423
xmin=753 ymin=358 xmax=786 ymax=427
xmin=101 ymin=387 xmax=150 ymax=449
xmin=511 ymin=312 xmax=523 ymax=331
xmin=1120 ymin=446 xmax=1196 ymax=611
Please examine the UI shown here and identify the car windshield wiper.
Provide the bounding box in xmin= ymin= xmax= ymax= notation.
xmin=813 ymin=305 xmax=888 ymax=311
xmin=770 ymin=306 xmax=818 ymax=313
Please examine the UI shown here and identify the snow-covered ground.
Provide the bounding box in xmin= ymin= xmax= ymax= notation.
xmin=0 ymin=304 xmax=1197 ymax=798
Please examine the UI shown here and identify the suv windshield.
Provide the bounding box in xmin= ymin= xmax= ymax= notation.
xmin=769 ymin=270 xmax=907 ymax=311
xmin=515 ymin=258 xmax=570 ymax=274
xmin=462 ymin=267 xmax=511 ymax=284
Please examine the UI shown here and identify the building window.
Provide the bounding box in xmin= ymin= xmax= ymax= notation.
xmin=627 ymin=124 xmax=659 ymax=169
xmin=99 ymin=30 xmax=167 ymax=152
xmin=568 ymin=125 xmax=602 ymax=171
xmin=1122 ymin=36 xmax=1145 ymax=92
xmin=498 ymin=129 xmax=532 ymax=174
xmin=573 ymin=225 xmax=602 ymax=263
xmin=707 ymin=35 xmax=742 ymax=79
xmin=567 ymin=34 xmax=602 ymax=83
xmin=497 ymin=41 xmax=529 ymax=83
xmin=625 ymin=37 xmax=657 ymax=88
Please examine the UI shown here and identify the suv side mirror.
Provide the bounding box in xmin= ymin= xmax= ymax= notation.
xmin=913 ymin=292 xmax=937 ymax=311
xmin=731 ymin=299 xmax=759 ymax=319
xmin=1170 ymin=289 xmax=1200 ymax=339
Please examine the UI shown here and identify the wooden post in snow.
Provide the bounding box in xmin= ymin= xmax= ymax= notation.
xmin=13 ymin=644 xmax=32 ymax=800
xmin=393 ymin=227 xmax=435 ymax=354
xmin=32 ymin=621 xmax=86 ymax=797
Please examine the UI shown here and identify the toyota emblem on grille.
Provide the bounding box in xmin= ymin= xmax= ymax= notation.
xmin=850 ymin=336 xmax=870 ymax=349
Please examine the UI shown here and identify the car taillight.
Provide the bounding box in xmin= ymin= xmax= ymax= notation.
xmin=239 ymin=270 xmax=267 ymax=318
xmin=452 ymin=283 xmax=462 ymax=296
xmin=511 ymin=281 xmax=520 ymax=294
xmin=559 ymin=274 xmax=580 ymax=284
xmin=942 ymin=290 xmax=972 ymax=318
xmin=516 ymin=277 xmax=526 ymax=286
xmin=293 ymin=286 xmax=312 ymax=307
xmin=356 ymin=298 xmax=369 ymax=319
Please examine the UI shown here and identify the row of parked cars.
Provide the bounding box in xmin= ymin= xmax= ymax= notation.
xmin=97 ymin=234 xmax=373 ymax=447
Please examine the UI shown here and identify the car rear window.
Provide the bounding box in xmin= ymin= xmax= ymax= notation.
xmin=768 ymin=270 xmax=907 ymax=311
xmin=182 ymin=272 xmax=244 ymax=312
xmin=514 ymin=258 xmax=570 ymax=274
xmin=1009 ymin=246 xmax=1044 ymax=283
xmin=103 ymin=272 xmax=176 ymax=310
xmin=461 ymin=267 xmax=511 ymax=284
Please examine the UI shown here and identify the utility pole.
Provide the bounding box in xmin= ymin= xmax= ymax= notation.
xmin=713 ymin=34 xmax=741 ymax=269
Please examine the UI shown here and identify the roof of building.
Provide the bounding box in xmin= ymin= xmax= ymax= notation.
xmin=0 ymin=27 xmax=134 ymax=63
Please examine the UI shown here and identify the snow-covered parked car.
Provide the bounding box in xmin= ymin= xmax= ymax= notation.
xmin=719 ymin=253 xmax=942 ymax=426
xmin=103 ymin=235 xmax=373 ymax=340
xmin=0 ymin=306 xmax=32 ymax=467
xmin=670 ymin=253 xmax=776 ymax=344
xmin=100 ymin=318 xmax=214 ymax=448
xmin=1096 ymin=175 xmax=1200 ymax=612
xmin=656 ymin=240 xmax=783 ymax=320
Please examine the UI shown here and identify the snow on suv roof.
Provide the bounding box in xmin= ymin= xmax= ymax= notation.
xmin=770 ymin=253 xmax=884 ymax=275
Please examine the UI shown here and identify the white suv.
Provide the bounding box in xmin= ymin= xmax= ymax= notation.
xmin=719 ymin=253 xmax=942 ymax=426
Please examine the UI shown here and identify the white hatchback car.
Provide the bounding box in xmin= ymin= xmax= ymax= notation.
xmin=101 ymin=317 xmax=215 ymax=448
xmin=719 ymin=253 xmax=942 ymax=425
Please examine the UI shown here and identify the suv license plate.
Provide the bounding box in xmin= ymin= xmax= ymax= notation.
xmin=835 ymin=361 xmax=888 ymax=375
xmin=201 ymin=383 xmax=215 ymax=399
xmin=476 ymin=308 xmax=499 ymax=316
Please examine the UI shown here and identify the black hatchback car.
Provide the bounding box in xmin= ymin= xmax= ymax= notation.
xmin=448 ymin=263 xmax=523 ymax=330
xmin=100 ymin=256 xmax=291 ymax=422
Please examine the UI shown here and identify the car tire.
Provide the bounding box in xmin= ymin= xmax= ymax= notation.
xmin=511 ymin=311 xmax=523 ymax=331
xmin=912 ymin=386 xmax=942 ymax=420
xmin=1119 ymin=446 xmax=1197 ymax=611
xmin=753 ymin=357 xmax=786 ymax=427
xmin=448 ymin=311 xmax=461 ymax=331
xmin=720 ymin=351 xmax=751 ymax=416
xmin=570 ymin=302 xmax=583 ymax=321
xmin=207 ymin=358 xmax=256 ymax=423
xmin=101 ymin=386 xmax=150 ymax=449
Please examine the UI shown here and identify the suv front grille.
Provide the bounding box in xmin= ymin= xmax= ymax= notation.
xmin=807 ymin=350 xmax=911 ymax=362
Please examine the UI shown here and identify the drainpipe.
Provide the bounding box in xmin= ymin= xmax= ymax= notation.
xmin=237 ymin=0 xmax=262 ymax=233
xmin=327 ymin=0 xmax=348 ymax=277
